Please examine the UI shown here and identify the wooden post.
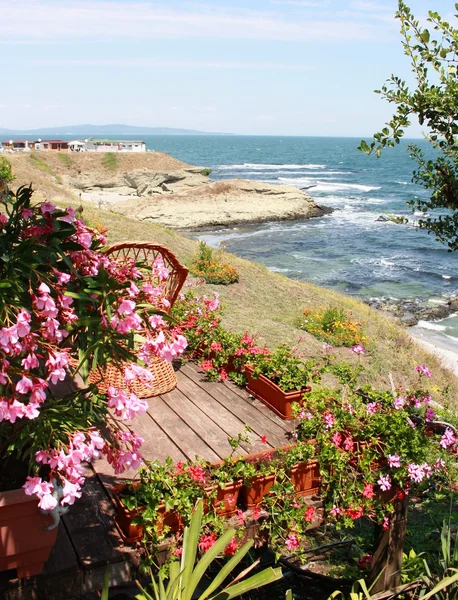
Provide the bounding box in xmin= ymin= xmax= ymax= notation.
xmin=369 ymin=497 xmax=408 ymax=593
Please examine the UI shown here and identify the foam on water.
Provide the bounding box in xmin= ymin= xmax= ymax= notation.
xmin=417 ymin=320 xmax=447 ymax=332
xmin=217 ymin=163 xmax=327 ymax=170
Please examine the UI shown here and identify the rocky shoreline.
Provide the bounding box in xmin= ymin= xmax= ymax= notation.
xmin=71 ymin=169 xmax=332 ymax=229
xmin=366 ymin=296 xmax=458 ymax=327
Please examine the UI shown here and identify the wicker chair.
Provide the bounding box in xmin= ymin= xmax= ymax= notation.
xmin=88 ymin=242 xmax=188 ymax=398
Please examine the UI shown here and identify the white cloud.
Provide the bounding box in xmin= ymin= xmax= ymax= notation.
xmin=0 ymin=1 xmax=393 ymax=43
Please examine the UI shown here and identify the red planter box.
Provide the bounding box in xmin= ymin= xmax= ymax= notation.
xmin=290 ymin=460 xmax=321 ymax=497
xmin=239 ymin=473 xmax=277 ymax=509
xmin=209 ymin=480 xmax=243 ymax=517
xmin=0 ymin=488 xmax=58 ymax=578
xmin=112 ymin=485 xmax=181 ymax=543
xmin=245 ymin=365 xmax=310 ymax=420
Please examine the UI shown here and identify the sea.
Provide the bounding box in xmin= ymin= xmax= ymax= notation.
xmin=137 ymin=135 xmax=458 ymax=348
xmin=7 ymin=133 xmax=458 ymax=347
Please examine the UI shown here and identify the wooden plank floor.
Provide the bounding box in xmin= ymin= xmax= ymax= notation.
xmin=1 ymin=362 xmax=296 ymax=600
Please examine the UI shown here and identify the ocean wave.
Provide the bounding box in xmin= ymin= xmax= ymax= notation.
xmin=417 ymin=320 xmax=447 ymax=332
xmin=311 ymin=181 xmax=382 ymax=192
xmin=217 ymin=163 xmax=327 ymax=170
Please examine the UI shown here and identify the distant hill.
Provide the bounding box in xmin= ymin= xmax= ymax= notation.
xmin=0 ymin=124 xmax=230 ymax=136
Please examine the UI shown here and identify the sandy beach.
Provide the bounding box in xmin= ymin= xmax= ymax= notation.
xmin=410 ymin=326 xmax=458 ymax=377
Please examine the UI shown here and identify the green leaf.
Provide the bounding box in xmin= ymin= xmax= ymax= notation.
xmin=208 ymin=567 xmax=282 ymax=600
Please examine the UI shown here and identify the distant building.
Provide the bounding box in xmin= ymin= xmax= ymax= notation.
xmin=68 ymin=140 xmax=86 ymax=152
xmin=35 ymin=140 xmax=69 ymax=151
xmin=84 ymin=139 xmax=146 ymax=153
xmin=1 ymin=140 xmax=33 ymax=152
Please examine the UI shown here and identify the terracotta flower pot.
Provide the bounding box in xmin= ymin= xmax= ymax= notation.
xmin=239 ymin=473 xmax=277 ymax=509
xmin=245 ymin=365 xmax=311 ymax=420
xmin=112 ymin=485 xmax=181 ymax=544
xmin=290 ymin=460 xmax=321 ymax=497
xmin=0 ymin=488 xmax=58 ymax=578
xmin=208 ymin=480 xmax=243 ymax=517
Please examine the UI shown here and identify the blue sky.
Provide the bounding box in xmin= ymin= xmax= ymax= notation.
xmin=0 ymin=0 xmax=455 ymax=135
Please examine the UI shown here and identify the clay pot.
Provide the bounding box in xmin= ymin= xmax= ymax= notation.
xmin=290 ymin=460 xmax=321 ymax=497
xmin=112 ymin=485 xmax=181 ymax=544
xmin=245 ymin=365 xmax=311 ymax=420
xmin=239 ymin=473 xmax=277 ymax=509
xmin=208 ymin=480 xmax=243 ymax=517
xmin=0 ymin=488 xmax=58 ymax=578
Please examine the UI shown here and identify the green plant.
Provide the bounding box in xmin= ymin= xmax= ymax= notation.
xmin=189 ymin=241 xmax=239 ymax=285
xmin=200 ymin=168 xmax=212 ymax=177
xmin=300 ymin=306 xmax=365 ymax=347
xmin=102 ymin=152 xmax=118 ymax=171
xmin=248 ymin=345 xmax=316 ymax=393
xmin=0 ymin=157 xmax=14 ymax=189
xmin=136 ymin=499 xmax=282 ymax=600
xmin=359 ymin=1 xmax=458 ymax=250
xmin=294 ymin=380 xmax=456 ymax=531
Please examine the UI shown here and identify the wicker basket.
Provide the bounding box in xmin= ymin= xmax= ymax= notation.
xmin=104 ymin=242 xmax=188 ymax=307
xmin=87 ymin=242 xmax=187 ymax=398
xmin=88 ymin=355 xmax=177 ymax=398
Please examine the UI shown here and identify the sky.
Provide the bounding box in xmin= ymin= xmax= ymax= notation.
xmin=0 ymin=0 xmax=455 ymax=136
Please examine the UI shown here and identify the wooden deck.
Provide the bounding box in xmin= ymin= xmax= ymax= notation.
xmin=1 ymin=362 xmax=295 ymax=600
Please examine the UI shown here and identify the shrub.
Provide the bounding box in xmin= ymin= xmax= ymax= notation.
xmin=200 ymin=167 xmax=212 ymax=176
xmin=0 ymin=157 xmax=14 ymax=189
xmin=189 ymin=241 xmax=239 ymax=285
xmin=300 ymin=305 xmax=365 ymax=347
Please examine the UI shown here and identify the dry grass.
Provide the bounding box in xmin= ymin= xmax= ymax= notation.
xmin=62 ymin=199 xmax=458 ymax=408
xmin=6 ymin=152 xmax=190 ymax=203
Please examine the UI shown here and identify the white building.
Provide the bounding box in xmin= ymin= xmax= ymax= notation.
xmin=83 ymin=139 xmax=146 ymax=153
xmin=68 ymin=140 xmax=86 ymax=152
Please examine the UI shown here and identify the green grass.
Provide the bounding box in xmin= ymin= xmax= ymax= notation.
xmin=102 ymin=153 xmax=118 ymax=171
xmin=28 ymin=153 xmax=54 ymax=174
xmin=57 ymin=199 xmax=458 ymax=407
xmin=57 ymin=152 xmax=72 ymax=167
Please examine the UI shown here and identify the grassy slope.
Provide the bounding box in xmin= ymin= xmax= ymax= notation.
xmin=70 ymin=200 xmax=458 ymax=408
xmin=6 ymin=151 xmax=189 ymax=203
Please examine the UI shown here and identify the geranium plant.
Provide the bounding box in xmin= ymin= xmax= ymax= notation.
xmin=0 ymin=185 xmax=187 ymax=510
xmin=247 ymin=345 xmax=317 ymax=392
xmin=293 ymin=369 xmax=456 ymax=530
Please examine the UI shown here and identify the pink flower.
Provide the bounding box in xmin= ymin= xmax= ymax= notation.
xmin=377 ymin=474 xmax=391 ymax=492
xmin=388 ymin=454 xmax=401 ymax=468
xmin=219 ymin=369 xmax=228 ymax=381
xmin=305 ymin=506 xmax=316 ymax=522
xmin=415 ymin=364 xmax=432 ymax=378
xmin=322 ymin=343 xmax=333 ymax=352
xmin=38 ymin=493 xmax=58 ymax=511
xmin=366 ymin=402 xmax=377 ymax=415
xmin=61 ymin=479 xmax=82 ymax=505
xmin=260 ymin=434 xmax=268 ymax=444
xmin=363 ymin=483 xmax=375 ymax=498
xmin=0 ymin=213 xmax=8 ymax=227
xmin=351 ymin=344 xmax=366 ymax=355
xmin=382 ymin=516 xmax=390 ymax=530
xmin=332 ymin=432 xmax=342 ymax=447
xmin=440 ymin=428 xmax=456 ymax=449
xmin=394 ymin=396 xmax=405 ymax=410
xmin=408 ymin=463 xmax=426 ymax=483
xmin=40 ymin=202 xmax=57 ymax=215
xmin=224 ymin=538 xmax=238 ymax=556
xmin=198 ymin=532 xmax=217 ymax=553
xmin=16 ymin=375 xmax=34 ymax=395
xmin=210 ymin=342 xmax=222 ymax=352
xmin=188 ymin=465 xmax=206 ymax=484
xmin=285 ymin=533 xmax=300 ymax=551
xmin=425 ymin=407 xmax=436 ymax=422
xmin=236 ymin=509 xmax=245 ymax=526
xmin=323 ymin=412 xmax=335 ymax=429
xmin=200 ymin=360 xmax=214 ymax=372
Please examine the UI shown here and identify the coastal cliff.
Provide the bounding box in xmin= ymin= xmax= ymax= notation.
xmin=6 ymin=152 xmax=331 ymax=229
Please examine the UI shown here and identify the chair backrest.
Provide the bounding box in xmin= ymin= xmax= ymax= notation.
xmin=104 ymin=241 xmax=188 ymax=308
